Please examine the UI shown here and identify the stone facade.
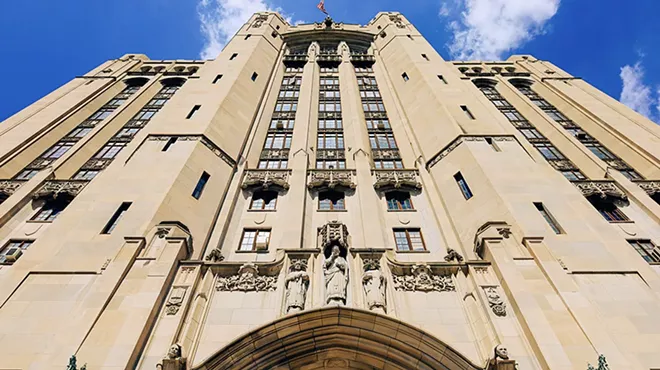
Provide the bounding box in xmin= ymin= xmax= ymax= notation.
xmin=0 ymin=11 xmax=659 ymax=370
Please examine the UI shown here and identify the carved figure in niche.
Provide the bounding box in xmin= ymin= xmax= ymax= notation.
xmin=495 ymin=345 xmax=509 ymax=360
xmin=167 ymin=343 xmax=182 ymax=360
xmin=484 ymin=286 xmax=507 ymax=317
xmin=157 ymin=343 xmax=186 ymax=370
xmin=324 ymin=245 xmax=349 ymax=306
xmin=362 ymin=259 xmax=386 ymax=313
xmin=285 ymin=259 xmax=310 ymax=313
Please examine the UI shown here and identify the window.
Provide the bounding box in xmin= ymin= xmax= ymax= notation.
xmin=369 ymin=133 xmax=397 ymax=149
xmin=275 ymin=103 xmax=298 ymax=112
xmin=319 ymin=191 xmax=345 ymax=211
xmin=43 ymin=142 xmax=74 ymax=159
xmin=258 ymin=160 xmax=288 ymax=169
xmin=402 ymin=72 xmax=409 ymax=82
xmin=438 ymin=75 xmax=447 ymax=84
xmin=319 ymin=102 xmax=341 ymax=112
xmin=250 ymin=191 xmax=277 ymax=210
xmin=0 ymin=193 xmax=8 ymax=205
xmin=365 ymin=119 xmax=390 ymax=130
xmin=213 ymin=74 xmax=223 ymax=84
xmin=588 ymin=198 xmax=628 ymax=222
xmin=374 ymin=160 xmax=403 ymax=169
xmin=32 ymin=199 xmax=71 ymax=222
xmin=362 ymin=102 xmax=386 ymax=112
xmin=101 ymin=202 xmax=132 ymax=234
xmin=95 ymin=142 xmax=126 ymax=159
xmin=421 ymin=54 xmax=429 ymax=61
xmin=244 ymin=34 xmax=251 ymax=40
xmin=627 ymin=240 xmax=660 ymax=263
xmin=162 ymin=137 xmax=178 ymax=151
xmin=239 ymin=229 xmax=271 ymax=251
xmin=16 ymin=169 xmax=39 ymax=180
xmin=393 ymin=229 xmax=425 ymax=251
xmin=560 ymin=170 xmax=586 ymax=181
xmin=117 ymin=128 xmax=139 ymax=137
xmin=88 ymin=108 xmax=115 ymax=121
xmin=0 ymin=240 xmax=34 ymax=264
xmin=186 ymin=105 xmax=201 ymax=119
xmin=69 ymin=127 xmax=93 ymax=138
xmin=316 ymin=160 xmax=346 ymax=169
xmin=230 ymin=53 xmax=238 ymax=60
xmin=359 ymin=91 xmax=381 ymax=99
xmin=271 ymin=119 xmax=295 ymax=130
xmin=533 ymin=143 xmax=565 ymax=160
xmin=320 ymin=78 xmax=339 ymax=85
xmin=485 ymin=137 xmax=501 ymax=152
xmin=264 ymin=133 xmax=292 ymax=149
xmin=192 ymin=172 xmax=210 ymax=199
xmin=584 ymin=143 xmax=616 ymax=160
xmin=454 ymin=172 xmax=473 ymax=200
xmin=251 ymin=72 xmax=259 ymax=81
xmin=73 ymin=170 xmax=99 ymax=180
xmin=519 ymin=128 xmax=545 ymax=140
xmin=461 ymin=105 xmax=475 ymax=120
xmin=620 ymin=170 xmax=643 ymax=181
xmin=534 ymin=202 xmax=563 ymax=234
xmin=318 ymin=119 xmax=342 ymax=130
xmin=386 ymin=191 xmax=413 ymax=210
xmin=317 ymin=133 xmax=344 ymax=149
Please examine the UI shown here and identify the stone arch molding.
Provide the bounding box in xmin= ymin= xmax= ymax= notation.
xmin=192 ymin=306 xmax=483 ymax=370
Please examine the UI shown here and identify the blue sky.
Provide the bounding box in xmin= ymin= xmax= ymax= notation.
xmin=1 ymin=0 xmax=659 ymax=123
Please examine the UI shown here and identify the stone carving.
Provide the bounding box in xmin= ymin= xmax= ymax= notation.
xmin=428 ymin=136 xmax=516 ymax=168
xmin=389 ymin=14 xmax=406 ymax=28
xmin=147 ymin=135 xmax=235 ymax=166
xmin=205 ymin=248 xmax=225 ymax=262
xmin=372 ymin=170 xmax=422 ymax=191
xmin=572 ymin=181 xmax=629 ymax=206
xmin=318 ymin=221 xmax=350 ymax=250
xmin=66 ymin=355 xmax=87 ymax=370
xmin=495 ymin=344 xmax=509 ymax=360
xmin=33 ymin=180 xmax=88 ymax=200
xmin=165 ymin=286 xmax=187 ymax=315
xmin=587 ymin=354 xmax=610 ymax=370
xmin=635 ymin=180 xmax=660 ymax=198
xmin=497 ymin=228 xmax=512 ymax=239
xmin=444 ymin=249 xmax=464 ymax=263
xmin=308 ymin=170 xmax=356 ymax=190
xmin=549 ymin=160 xmax=578 ymax=171
xmin=0 ymin=180 xmax=25 ymax=197
xmin=157 ymin=343 xmax=186 ymax=370
xmin=362 ymin=259 xmax=386 ymax=313
xmin=484 ymin=286 xmax=507 ymax=317
xmin=372 ymin=149 xmax=401 ymax=160
xmin=252 ymin=14 xmax=269 ymax=28
xmin=241 ymin=170 xmax=291 ymax=191
xmin=487 ymin=344 xmax=516 ymax=370
xmin=316 ymin=149 xmax=345 ymax=160
xmin=216 ymin=263 xmax=278 ymax=292
xmin=260 ymin=149 xmax=290 ymax=160
xmin=324 ymin=245 xmax=349 ymax=306
xmin=285 ymin=259 xmax=310 ymax=313
xmin=392 ymin=264 xmax=456 ymax=292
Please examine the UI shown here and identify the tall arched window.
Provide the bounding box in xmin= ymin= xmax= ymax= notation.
xmin=319 ymin=191 xmax=345 ymax=211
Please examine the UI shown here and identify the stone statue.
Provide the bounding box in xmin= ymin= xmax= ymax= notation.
xmin=362 ymin=259 xmax=386 ymax=313
xmin=157 ymin=343 xmax=186 ymax=370
xmin=167 ymin=343 xmax=182 ymax=360
xmin=324 ymin=245 xmax=349 ymax=306
xmin=285 ymin=259 xmax=310 ymax=313
xmin=495 ymin=344 xmax=509 ymax=360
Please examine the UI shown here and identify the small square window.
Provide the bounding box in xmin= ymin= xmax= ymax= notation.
xmin=438 ymin=75 xmax=447 ymax=84
xmin=192 ymin=172 xmax=210 ymax=200
xmin=244 ymin=34 xmax=251 ymax=40
xmin=627 ymin=240 xmax=660 ymax=263
xmin=252 ymin=72 xmax=259 ymax=81
xmin=213 ymin=74 xmax=223 ymax=84
xmin=461 ymin=105 xmax=475 ymax=120
xmin=239 ymin=229 xmax=271 ymax=251
xmin=101 ymin=202 xmax=132 ymax=234
xmin=230 ymin=53 xmax=238 ymax=61
xmin=454 ymin=172 xmax=473 ymax=200
xmin=393 ymin=229 xmax=426 ymax=251
xmin=186 ymin=105 xmax=201 ymax=119
xmin=402 ymin=72 xmax=409 ymax=82
xmin=386 ymin=191 xmax=413 ymax=211
xmin=421 ymin=54 xmax=429 ymax=61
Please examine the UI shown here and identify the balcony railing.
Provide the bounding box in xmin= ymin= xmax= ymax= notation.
xmin=570 ymin=180 xmax=629 ymax=206
xmin=372 ymin=169 xmax=422 ymax=192
xmin=241 ymin=169 xmax=291 ymax=191
xmin=33 ymin=180 xmax=89 ymax=200
xmin=307 ymin=169 xmax=356 ymax=191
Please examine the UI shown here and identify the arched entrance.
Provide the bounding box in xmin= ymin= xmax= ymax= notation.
xmin=193 ymin=307 xmax=483 ymax=370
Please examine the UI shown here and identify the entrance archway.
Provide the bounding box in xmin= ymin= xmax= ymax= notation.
xmin=193 ymin=306 xmax=483 ymax=370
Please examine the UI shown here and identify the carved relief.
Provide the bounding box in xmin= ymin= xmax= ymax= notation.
xmin=372 ymin=149 xmax=401 ymax=160
xmin=216 ymin=263 xmax=278 ymax=292
xmin=635 ymin=180 xmax=660 ymax=198
xmin=318 ymin=221 xmax=349 ymax=250
xmin=324 ymin=245 xmax=349 ymax=306
xmin=316 ymin=149 xmax=345 ymax=160
xmin=165 ymin=286 xmax=187 ymax=315
xmin=444 ymin=249 xmax=464 ymax=263
xmin=483 ymin=286 xmax=507 ymax=317
xmin=308 ymin=170 xmax=356 ymax=190
xmin=241 ymin=170 xmax=291 ymax=191
xmin=389 ymin=14 xmax=406 ymax=28
xmin=362 ymin=259 xmax=386 ymax=313
xmin=428 ymin=136 xmax=516 ymax=168
xmin=0 ymin=180 xmax=25 ymax=197
xmin=392 ymin=264 xmax=455 ymax=292
xmin=285 ymin=259 xmax=310 ymax=313
xmin=587 ymin=354 xmax=610 ymax=370
xmin=205 ymin=248 xmax=225 ymax=262
xmin=572 ymin=181 xmax=629 ymax=205
xmin=147 ymin=135 xmax=235 ymax=166
xmin=372 ymin=170 xmax=422 ymax=191
xmin=260 ymin=149 xmax=290 ymax=160
xmin=33 ymin=180 xmax=88 ymax=200
xmin=497 ymin=228 xmax=512 ymax=239
xmin=252 ymin=14 xmax=269 ymax=28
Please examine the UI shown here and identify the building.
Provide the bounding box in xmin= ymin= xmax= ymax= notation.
xmin=0 ymin=10 xmax=659 ymax=370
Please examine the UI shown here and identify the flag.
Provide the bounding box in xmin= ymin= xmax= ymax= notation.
xmin=317 ymin=0 xmax=328 ymax=15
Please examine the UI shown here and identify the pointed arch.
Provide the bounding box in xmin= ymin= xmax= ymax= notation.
xmin=193 ymin=306 xmax=484 ymax=370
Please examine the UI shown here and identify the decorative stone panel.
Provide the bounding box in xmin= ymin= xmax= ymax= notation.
xmin=0 ymin=180 xmax=26 ymax=196
xmin=571 ymin=180 xmax=629 ymax=205
xmin=371 ymin=149 xmax=401 ymax=160
xmin=427 ymin=135 xmax=516 ymax=168
xmin=283 ymin=54 xmax=308 ymax=64
xmin=241 ymin=169 xmax=291 ymax=191
xmin=307 ymin=170 xmax=356 ymax=190
xmin=318 ymin=221 xmax=349 ymax=251
xmin=388 ymin=14 xmax=406 ymax=28
xmin=251 ymin=14 xmax=269 ymax=28
xmin=483 ymin=286 xmax=507 ymax=317
xmin=372 ymin=169 xmax=422 ymax=192
xmin=634 ymin=180 xmax=660 ymax=198
xmin=549 ymin=159 xmax=578 ymax=171
xmin=260 ymin=149 xmax=290 ymax=160
xmin=33 ymin=180 xmax=88 ymax=200
xmin=316 ymin=149 xmax=345 ymax=161
xmin=216 ymin=263 xmax=278 ymax=292
xmin=350 ymin=54 xmax=375 ymax=64
xmin=81 ymin=158 xmax=113 ymax=170
xmin=391 ymin=264 xmax=455 ymax=292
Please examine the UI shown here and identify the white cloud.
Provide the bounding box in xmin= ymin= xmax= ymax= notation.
xmin=619 ymin=62 xmax=659 ymax=123
xmin=440 ymin=0 xmax=560 ymax=60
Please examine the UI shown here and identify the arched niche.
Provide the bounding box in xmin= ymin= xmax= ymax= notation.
xmin=192 ymin=306 xmax=484 ymax=370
